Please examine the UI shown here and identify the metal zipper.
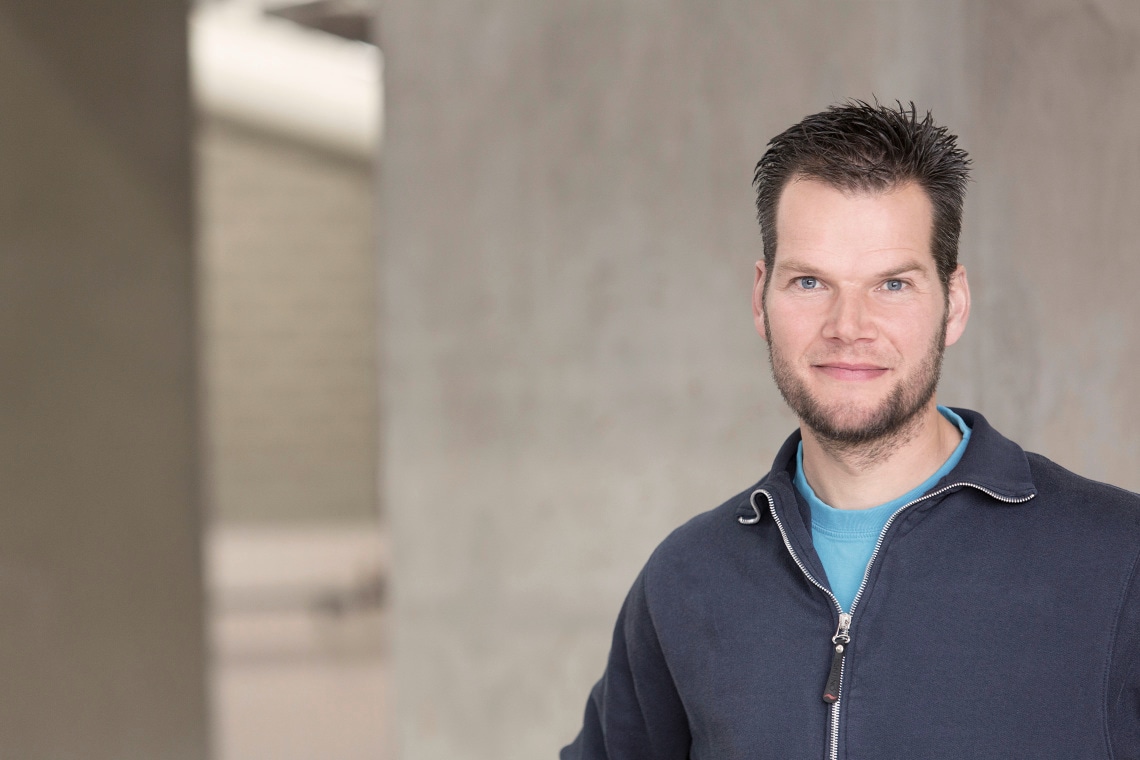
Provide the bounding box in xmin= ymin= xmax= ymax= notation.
xmin=751 ymin=482 xmax=1035 ymax=760
xmin=822 ymin=612 xmax=852 ymax=702
xmin=753 ymin=488 xmax=847 ymax=760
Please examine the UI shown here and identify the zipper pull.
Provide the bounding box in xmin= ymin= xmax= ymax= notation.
xmin=822 ymin=613 xmax=852 ymax=704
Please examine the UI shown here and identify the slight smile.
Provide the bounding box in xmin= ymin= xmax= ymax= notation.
xmin=814 ymin=363 xmax=890 ymax=381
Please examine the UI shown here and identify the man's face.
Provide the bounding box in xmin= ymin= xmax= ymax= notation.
xmin=752 ymin=178 xmax=970 ymax=445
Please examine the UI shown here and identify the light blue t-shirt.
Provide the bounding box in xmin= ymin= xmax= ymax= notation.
xmin=794 ymin=406 xmax=971 ymax=613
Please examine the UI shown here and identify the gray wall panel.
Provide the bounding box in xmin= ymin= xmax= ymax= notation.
xmin=377 ymin=2 xmax=1140 ymax=756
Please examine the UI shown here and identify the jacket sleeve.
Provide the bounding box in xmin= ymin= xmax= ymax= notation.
xmin=1110 ymin=661 xmax=1140 ymax=760
xmin=1109 ymin=554 xmax=1140 ymax=760
xmin=561 ymin=569 xmax=691 ymax=760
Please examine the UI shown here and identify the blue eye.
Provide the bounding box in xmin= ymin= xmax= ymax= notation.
xmin=884 ymin=279 xmax=904 ymax=291
xmin=798 ymin=277 xmax=818 ymax=290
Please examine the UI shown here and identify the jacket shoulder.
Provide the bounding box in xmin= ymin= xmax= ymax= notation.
xmin=641 ymin=483 xmax=760 ymax=584
xmin=1025 ymin=451 xmax=1140 ymax=516
xmin=1026 ymin=451 xmax=1140 ymax=502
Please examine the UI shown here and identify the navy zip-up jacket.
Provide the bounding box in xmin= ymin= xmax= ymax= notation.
xmin=562 ymin=409 xmax=1140 ymax=759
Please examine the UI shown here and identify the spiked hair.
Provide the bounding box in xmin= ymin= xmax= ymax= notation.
xmin=753 ymin=100 xmax=971 ymax=290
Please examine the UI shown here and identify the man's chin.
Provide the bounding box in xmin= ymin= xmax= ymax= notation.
xmin=805 ymin=409 xmax=885 ymax=440
xmin=799 ymin=400 xmax=913 ymax=442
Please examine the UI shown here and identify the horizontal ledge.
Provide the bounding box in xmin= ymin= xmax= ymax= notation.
xmin=189 ymin=4 xmax=383 ymax=159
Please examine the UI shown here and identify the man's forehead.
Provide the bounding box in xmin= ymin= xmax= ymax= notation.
xmin=773 ymin=178 xmax=935 ymax=266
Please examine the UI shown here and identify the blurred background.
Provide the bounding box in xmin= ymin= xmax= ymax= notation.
xmin=1 ymin=1 xmax=1138 ymax=759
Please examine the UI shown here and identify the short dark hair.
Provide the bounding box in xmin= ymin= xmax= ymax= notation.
xmin=753 ymin=100 xmax=970 ymax=291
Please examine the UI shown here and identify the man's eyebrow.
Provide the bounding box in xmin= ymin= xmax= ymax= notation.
xmin=875 ymin=261 xmax=929 ymax=279
xmin=772 ymin=259 xmax=930 ymax=279
xmin=771 ymin=259 xmax=825 ymax=276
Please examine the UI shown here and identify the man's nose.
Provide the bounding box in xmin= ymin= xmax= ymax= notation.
xmin=822 ymin=289 xmax=876 ymax=343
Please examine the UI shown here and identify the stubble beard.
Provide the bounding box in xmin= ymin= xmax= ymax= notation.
xmin=765 ymin=308 xmax=948 ymax=466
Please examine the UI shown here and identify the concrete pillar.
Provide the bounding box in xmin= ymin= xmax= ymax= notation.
xmin=377 ymin=2 xmax=1140 ymax=757
xmin=0 ymin=3 xmax=208 ymax=759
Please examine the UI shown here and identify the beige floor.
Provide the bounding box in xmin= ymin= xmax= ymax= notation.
xmin=206 ymin=525 xmax=389 ymax=760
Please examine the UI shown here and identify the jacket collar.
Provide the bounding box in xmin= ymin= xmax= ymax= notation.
xmin=735 ymin=407 xmax=1037 ymax=523
xmin=942 ymin=407 xmax=1037 ymax=501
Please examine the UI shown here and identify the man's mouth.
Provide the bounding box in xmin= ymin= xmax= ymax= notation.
xmin=814 ymin=363 xmax=889 ymax=381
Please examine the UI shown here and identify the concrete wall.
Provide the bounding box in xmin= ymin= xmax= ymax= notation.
xmin=376 ymin=2 xmax=1140 ymax=757
xmin=198 ymin=117 xmax=379 ymax=524
xmin=0 ymin=2 xmax=208 ymax=759
xmin=966 ymin=1 xmax=1140 ymax=479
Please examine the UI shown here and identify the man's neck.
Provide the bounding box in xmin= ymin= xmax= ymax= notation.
xmin=799 ymin=402 xmax=963 ymax=510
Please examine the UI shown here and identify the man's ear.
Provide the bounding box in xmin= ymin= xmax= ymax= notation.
xmin=943 ymin=264 xmax=971 ymax=347
xmin=753 ymin=261 xmax=768 ymax=341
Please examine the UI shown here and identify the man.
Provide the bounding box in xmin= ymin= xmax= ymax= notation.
xmin=561 ymin=101 xmax=1140 ymax=759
